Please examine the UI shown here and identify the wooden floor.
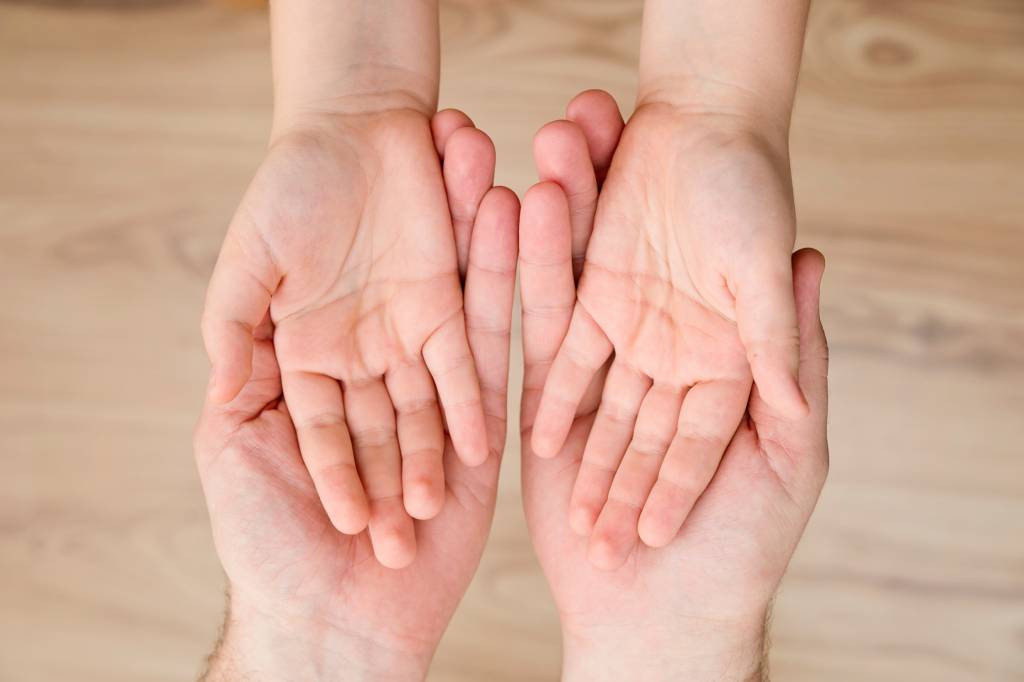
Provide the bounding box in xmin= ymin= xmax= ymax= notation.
xmin=1 ymin=1 xmax=1022 ymax=680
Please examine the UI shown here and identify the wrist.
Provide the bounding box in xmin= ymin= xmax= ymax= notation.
xmin=635 ymin=81 xmax=793 ymax=147
xmin=269 ymin=0 xmax=440 ymax=137
xmin=561 ymin=613 xmax=768 ymax=682
xmin=201 ymin=591 xmax=432 ymax=682
xmin=271 ymin=75 xmax=438 ymax=143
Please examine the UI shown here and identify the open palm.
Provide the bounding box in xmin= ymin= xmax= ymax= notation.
xmin=194 ymin=114 xmax=518 ymax=670
xmin=529 ymin=91 xmax=805 ymax=564
xmin=519 ymin=160 xmax=828 ymax=670
xmin=202 ymin=109 xmax=494 ymax=566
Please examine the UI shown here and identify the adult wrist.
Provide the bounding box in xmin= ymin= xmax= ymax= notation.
xmin=561 ymin=615 xmax=768 ymax=682
xmin=201 ymin=592 xmax=432 ymax=682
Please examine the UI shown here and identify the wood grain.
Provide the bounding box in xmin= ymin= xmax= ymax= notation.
xmin=0 ymin=1 xmax=1022 ymax=680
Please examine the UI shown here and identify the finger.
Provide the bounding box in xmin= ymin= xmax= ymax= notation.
xmin=519 ymin=181 xmax=575 ymax=425
xmin=569 ymin=360 xmax=651 ymax=536
xmin=793 ymin=248 xmax=828 ymax=413
xmin=422 ymin=313 xmax=489 ymax=467
xmin=530 ymin=306 xmax=612 ymax=459
xmin=533 ymin=120 xmax=598 ymax=278
xmin=588 ymin=385 xmax=685 ymax=570
xmin=280 ymin=370 xmax=369 ymax=535
xmin=464 ymin=187 xmax=520 ymax=457
xmin=734 ymin=254 xmax=808 ymax=420
xmin=385 ymin=361 xmax=445 ymax=520
xmin=443 ymin=126 xmax=496 ymax=277
xmin=201 ymin=231 xmax=278 ymax=404
xmin=195 ymin=335 xmax=281 ymax=469
xmin=638 ymin=378 xmax=751 ymax=548
xmin=565 ymin=89 xmax=625 ymax=187
xmin=345 ymin=378 xmax=416 ymax=569
xmin=431 ymin=108 xmax=474 ymax=157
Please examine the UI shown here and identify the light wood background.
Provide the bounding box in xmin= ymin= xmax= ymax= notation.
xmin=1 ymin=1 xmax=1022 ymax=680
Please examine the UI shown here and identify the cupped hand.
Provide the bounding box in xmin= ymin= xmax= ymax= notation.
xmin=519 ymin=103 xmax=828 ymax=678
xmin=529 ymin=91 xmax=807 ymax=563
xmin=193 ymin=112 xmax=518 ymax=680
xmin=201 ymin=106 xmax=499 ymax=566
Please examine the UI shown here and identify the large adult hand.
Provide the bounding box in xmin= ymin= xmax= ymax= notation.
xmin=193 ymin=113 xmax=518 ymax=680
xmin=200 ymin=105 xmax=497 ymax=567
xmin=529 ymin=90 xmax=806 ymax=561
xmin=520 ymin=129 xmax=828 ymax=679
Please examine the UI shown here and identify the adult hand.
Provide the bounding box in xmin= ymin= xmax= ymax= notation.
xmin=519 ymin=114 xmax=828 ymax=679
xmin=194 ymin=113 xmax=518 ymax=680
xmin=529 ymin=90 xmax=807 ymax=561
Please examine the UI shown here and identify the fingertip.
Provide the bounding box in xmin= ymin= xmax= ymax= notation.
xmin=565 ymin=89 xmax=625 ymax=182
xmin=459 ymin=444 xmax=490 ymax=468
xmin=330 ymin=503 xmax=370 ymax=536
xmin=756 ymin=370 xmax=810 ymax=421
xmin=453 ymin=419 xmax=490 ymax=467
xmin=532 ymin=120 xmax=589 ymax=176
xmin=374 ymin=533 xmax=417 ymax=570
xmin=432 ymin=108 xmax=474 ymax=156
xmin=520 ymin=181 xmax=570 ymax=233
xmin=636 ymin=514 xmax=673 ymax=549
xmin=529 ymin=427 xmax=561 ymax=459
xmin=480 ymin=185 xmax=521 ymax=220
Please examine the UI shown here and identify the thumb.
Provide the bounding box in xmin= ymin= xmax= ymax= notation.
xmin=200 ymin=232 xmax=277 ymax=404
xmin=792 ymin=248 xmax=828 ymax=415
xmin=734 ymin=253 xmax=808 ymax=419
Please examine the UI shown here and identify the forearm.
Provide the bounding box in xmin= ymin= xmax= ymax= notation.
xmin=638 ymin=0 xmax=810 ymax=134
xmin=200 ymin=593 xmax=431 ymax=682
xmin=561 ymin=615 xmax=769 ymax=682
xmin=270 ymin=0 xmax=440 ymax=136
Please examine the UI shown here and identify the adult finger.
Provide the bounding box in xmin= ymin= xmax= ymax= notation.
xmin=533 ymin=120 xmax=598 ymax=279
xmin=519 ymin=181 xmax=576 ymax=429
xmin=431 ymin=108 xmax=474 ymax=158
xmin=734 ymin=253 xmax=808 ymax=419
xmin=442 ymin=126 xmax=496 ymax=276
xmin=565 ymin=89 xmax=625 ymax=187
xmin=463 ymin=186 xmax=520 ymax=456
xmin=201 ymin=230 xmax=278 ymax=404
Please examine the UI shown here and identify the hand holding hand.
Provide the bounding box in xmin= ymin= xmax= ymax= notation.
xmin=530 ymin=90 xmax=808 ymax=563
xmin=519 ymin=104 xmax=828 ymax=679
xmin=200 ymin=105 xmax=503 ymax=566
xmin=194 ymin=113 xmax=519 ymax=680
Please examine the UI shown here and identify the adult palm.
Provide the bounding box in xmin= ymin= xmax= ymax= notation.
xmin=201 ymin=109 xmax=493 ymax=566
xmin=194 ymin=116 xmax=518 ymax=674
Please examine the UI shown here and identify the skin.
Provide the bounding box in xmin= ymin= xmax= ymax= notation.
xmin=200 ymin=1 xmax=489 ymax=566
xmin=530 ymin=87 xmax=813 ymax=566
xmin=519 ymin=99 xmax=829 ymax=678
xmin=195 ymin=112 xmax=519 ymax=681
xmin=529 ymin=0 xmax=811 ymax=565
